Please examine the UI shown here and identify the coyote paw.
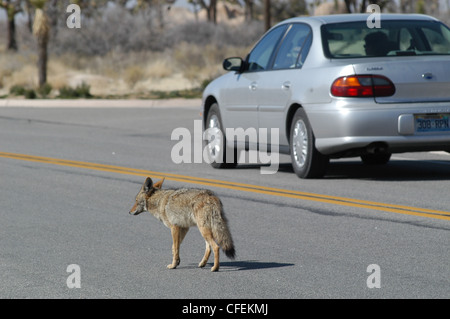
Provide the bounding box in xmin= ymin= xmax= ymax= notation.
xmin=167 ymin=258 xmax=180 ymax=269
xmin=198 ymin=261 xmax=207 ymax=268
xmin=210 ymin=265 xmax=219 ymax=272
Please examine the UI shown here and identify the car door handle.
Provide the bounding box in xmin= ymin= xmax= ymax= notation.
xmin=282 ymin=81 xmax=291 ymax=90
xmin=249 ymin=82 xmax=258 ymax=91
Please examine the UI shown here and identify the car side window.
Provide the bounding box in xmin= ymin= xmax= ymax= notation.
xmin=247 ymin=25 xmax=288 ymax=72
xmin=273 ymin=24 xmax=312 ymax=70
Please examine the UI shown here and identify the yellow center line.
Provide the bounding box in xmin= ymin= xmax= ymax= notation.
xmin=1 ymin=151 xmax=449 ymax=221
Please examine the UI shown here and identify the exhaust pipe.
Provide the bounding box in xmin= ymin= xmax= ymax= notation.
xmin=366 ymin=142 xmax=388 ymax=154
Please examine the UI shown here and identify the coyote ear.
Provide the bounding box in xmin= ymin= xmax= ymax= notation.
xmin=153 ymin=178 xmax=165 ymax=189
xmin=143 ymin=177 xmax=153 ymax=192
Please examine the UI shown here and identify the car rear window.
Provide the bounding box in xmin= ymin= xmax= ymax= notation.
xmin=321 ymin=20 xmax=450 ymax=58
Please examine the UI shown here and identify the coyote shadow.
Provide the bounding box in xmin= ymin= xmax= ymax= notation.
xmin=212 ymin=260 xmax=295 ymax=271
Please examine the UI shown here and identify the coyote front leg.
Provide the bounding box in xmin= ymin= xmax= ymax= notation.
xmin=167 ymin=226 xmax=188 ymax=269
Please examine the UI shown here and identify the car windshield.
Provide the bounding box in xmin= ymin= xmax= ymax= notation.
xmin=321 ymin=20 xmax=450 ymax=58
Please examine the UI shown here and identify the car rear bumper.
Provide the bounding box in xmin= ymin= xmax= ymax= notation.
xmin=304 ymin=101 xmax=450 ymax=156
xmin=315 ymin=135 xmax=450 ymax=156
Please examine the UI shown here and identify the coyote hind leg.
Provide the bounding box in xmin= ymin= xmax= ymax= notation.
xmin=198 ymin=226 xmax=220 ymax=272
xmin=198 ymin=240 xmax=211 ymax=268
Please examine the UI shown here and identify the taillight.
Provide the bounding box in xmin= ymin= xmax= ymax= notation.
xmin=331 ymin=75 xmax=395 ymax=97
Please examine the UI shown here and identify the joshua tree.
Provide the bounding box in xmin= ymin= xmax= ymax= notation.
xmin=31 ymin=0 xmax=49 ymax=87
xmin=0 ymin=0 xmax=22 ymax=51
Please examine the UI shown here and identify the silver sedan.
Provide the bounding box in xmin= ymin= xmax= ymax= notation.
xmin=202 ymin=14 xmax=450 ymax=178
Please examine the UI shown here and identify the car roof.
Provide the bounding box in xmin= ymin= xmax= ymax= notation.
xmin=279 ymin=13 xmax=438 ymax=26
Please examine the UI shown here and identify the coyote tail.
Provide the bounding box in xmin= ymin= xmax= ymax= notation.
xmin=212 ymin=206 xmax=236 ymax=259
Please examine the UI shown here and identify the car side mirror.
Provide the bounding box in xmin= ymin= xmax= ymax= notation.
xmin=223 ymin=57 xmax=244 ymax=72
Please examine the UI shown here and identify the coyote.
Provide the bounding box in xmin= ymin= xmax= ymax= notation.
xmin=129 ymin=177 xmax=235 ymax=272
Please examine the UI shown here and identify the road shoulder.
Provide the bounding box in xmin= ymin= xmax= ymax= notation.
xmin=0 ymin=98 xmax=202 ymax=108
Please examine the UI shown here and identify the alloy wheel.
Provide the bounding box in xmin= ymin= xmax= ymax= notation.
xmin=292 ymin=119 xmax=309 ymax=168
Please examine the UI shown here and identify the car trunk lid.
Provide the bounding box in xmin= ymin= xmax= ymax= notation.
xmin=352 ymin=56 xmax=450 ymax=103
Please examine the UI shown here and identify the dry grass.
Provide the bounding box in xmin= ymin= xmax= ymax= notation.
xmin=1 ymin=41 xmax=251 ymax=98
xmin=0 ymin=49 xmax=37 ymax=92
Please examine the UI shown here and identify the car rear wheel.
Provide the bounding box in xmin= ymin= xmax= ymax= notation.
xmin=290 ymin=108 xmax=329 ymax=178
xmin=204 ymin=103 xmax=238 ymax=169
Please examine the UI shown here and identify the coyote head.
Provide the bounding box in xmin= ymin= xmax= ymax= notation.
xmin=129 ymin=177 xmax=164 ymax=215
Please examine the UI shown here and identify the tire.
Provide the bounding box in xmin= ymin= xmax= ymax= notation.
xmin=204 ymin=103 xmax=238 ymax=169
xmin=361 ymin=153 xmax=391 ymax=165
xmin=290 ymin=108 xmax=329 ymax=179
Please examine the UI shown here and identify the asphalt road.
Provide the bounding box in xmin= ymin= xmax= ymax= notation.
xmin=0 ymin=102 xmax=449 ymax=301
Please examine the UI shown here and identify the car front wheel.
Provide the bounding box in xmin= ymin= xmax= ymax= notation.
xmin=290 ymin=108 xmax=329 ymax=179
xmin=204 ymin=103 xmax=238 ymax=169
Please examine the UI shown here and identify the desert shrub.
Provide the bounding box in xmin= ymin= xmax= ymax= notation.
xmin=124 ymin=65 xmax=145 ymax=88
xmin=25 ymin=89 xmax=36 ymax=99
xmin=10 ymin=85 xmax=27 ymax=96
xmin=51 ymin=6 xmax=263 ymax=57
xmin=58 ymin=82 xmax=92 ymax=99
xmin=52 ymin=6 xmax=163 ymax=56
xmin=172 ymin=41 xmax=250 ymax=84
xmin=38 ymin=83 xmax=52 ymax=97
xmin=10 ymin=83 xmax=51 ymax=99
xmin=151 ymin=88 xmax=202 ymax=99
xmin=145 ymin=57 xmax=174 ymax=79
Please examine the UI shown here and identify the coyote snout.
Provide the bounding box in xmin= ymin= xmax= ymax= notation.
xmin=129 ymin=177 xmax=235 ymax=272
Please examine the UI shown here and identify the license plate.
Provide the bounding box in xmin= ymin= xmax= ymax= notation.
xmin=415 ymin=114 xmax=450 ymax=132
